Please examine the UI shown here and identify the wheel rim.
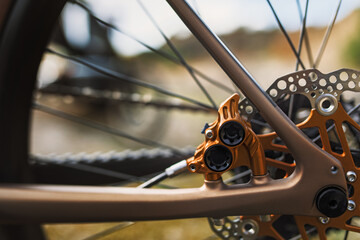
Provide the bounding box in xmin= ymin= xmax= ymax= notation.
xmin=1 ymin=0 xmax=360 ymax=239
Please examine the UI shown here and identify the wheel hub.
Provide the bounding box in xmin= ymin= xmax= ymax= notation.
xmin=203 ymin=68 xmax=360 ymax=239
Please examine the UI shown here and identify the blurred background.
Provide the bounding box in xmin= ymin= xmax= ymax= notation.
xmin=30 ymin=0 xmax=360 ymax=239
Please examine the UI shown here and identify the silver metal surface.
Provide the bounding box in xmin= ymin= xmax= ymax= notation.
xmin=346 ymin=171 xmax=357 ymax=183
xmin=208 ymin=216 xmax=259 ymax=240
xmin=241 ymin=219 xmax=259 ymax=239
xmin=205 ymin=129 xmax=214 ymax=139
xmin=240 ymin=69 xmax=360 ymax=119
xmin=315 ymin=94 xmax=338 ymax=116
xmin=348 ymin=200 xmax=356 ymax=211
xmin=165 ymin=160 xmax=188 ymax=177
xmin=319 ymin=217 xmax=330 ymax=224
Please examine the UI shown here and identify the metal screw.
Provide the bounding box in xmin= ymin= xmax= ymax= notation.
xmin=348 ymin=200 xmax=356 ymax=211
xmin=346 ymin=171 xmax=357 ymax=183
xmin=259 ymin=215 xmax=272 ymax=222
xmin=241 ymin=219 xmax=259 ymax=236
xmin=319 ymin=217 xmax=330 ymax=224
xmin=330 ymin=166 xmax=338 ymax=174
xmin=189 ymin=164 xmax=196 ymax=172
xmin=205 ymin=129 xmax=214 ymax=139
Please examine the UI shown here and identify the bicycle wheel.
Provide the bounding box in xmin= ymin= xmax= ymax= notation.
xmin=0 ymin=0 xmax=360 ymax=239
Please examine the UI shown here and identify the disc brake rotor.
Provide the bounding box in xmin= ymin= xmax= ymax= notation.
xmin=207 ymin=68 xmax=360 ymax=239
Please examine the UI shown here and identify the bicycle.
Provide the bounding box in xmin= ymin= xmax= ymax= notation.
xmin=0 ymin=0 xmax=359 ymax=239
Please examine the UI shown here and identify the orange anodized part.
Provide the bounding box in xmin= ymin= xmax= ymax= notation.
xmin=239 ymin=103 xmax=360 ymax=239
xmin=187 ymin=94 xmax=267 ymax=180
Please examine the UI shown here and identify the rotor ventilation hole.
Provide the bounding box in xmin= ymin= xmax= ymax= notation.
xmin=319 ymin=78 xmax=327 ymax=87
xmin=245 ymin=106 xmax=253 ymax=114
xmin=309 ymin=72 xmax=318 ymax=81
xmin=340 ymin=72 xmax=349 ymax=81
xmin=277 ymin=80 xmax=287 ymax=90
xmin=289 ymin=84 xmax=297 ymax=92
xmin=299 ymin=78 xmax=306 ymax=87
xmin=269 ymin=89 xmax=278 ymax=97
xmin=336 ymin=83 xmax=343 ymax=90
xmin=329 ymin=75 xmax=337 ymax=83
xmin=238 ymin=69 xmax=360 ymax=119
xmin=348 ymin=81 xmax=356 ymax=89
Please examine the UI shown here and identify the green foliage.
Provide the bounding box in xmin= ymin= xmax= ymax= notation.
xmin=345 ymin=11 xmax=360 ymax=66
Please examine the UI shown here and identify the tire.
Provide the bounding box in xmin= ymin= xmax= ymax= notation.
xmin=0 ymin=1 xmax=359 ymax=239
xmin=0 ymin=0 xmax=66 ymax=238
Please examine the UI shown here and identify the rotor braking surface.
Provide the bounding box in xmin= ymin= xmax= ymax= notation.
xmin=224 ymin=68 xmax=360 ymax=239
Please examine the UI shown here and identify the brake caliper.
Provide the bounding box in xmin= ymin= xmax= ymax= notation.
xmin=187 ymin=93 xmax=267 ymax=181
xmin=205 ymin=69 xmax=360 ymax=240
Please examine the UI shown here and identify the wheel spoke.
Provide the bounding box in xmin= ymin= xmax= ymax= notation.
xmin=295 ymin=0 xmax=309 ymax=71
xmin=266 ymin=0 xmax=306 ymax=70
xmin=33 ymin=155 xmax=140 ymax=182
xmin=137 ymin=0 xmax=218 ymax=109
xmin=344 ymin=224 xmax=360 ymax=234
xmin=38 ymin=83 xmax=216 ymax=113
xmin=223 ymin=169 xmax=252 ymax=184
xmin=70 ymin=0 xmax=234 ymax=95
xmin=296 ymin=0 xmax=314 ymax=66
xmin=313 ymin=0 xmax=342 ymax=68
xmin=250 ymin=119 xmax=271 ymax=128
xmin=32 ymin=154 xmax=177 ymax=189
xmin=82 ymin=222 xmax=135 ymax=240
xmin=46 ymin=48 xmax=214 ymax=110
xmin=266 ymin=158 xmax=295 ymax=174
xmin=289 ymin=226 xmax=316 ymax=240
xmin=312 ymin=103 xmax=360 ymax=143
xmin=33 ymin=102 xmax=185 ymax=156
xmin=290 ymin=0 xmax=309 ymax=121
xmin=136 ymin=172 xmax=168 ymax=189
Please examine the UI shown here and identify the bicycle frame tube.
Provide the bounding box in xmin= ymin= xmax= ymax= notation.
xmin=0 ymin=0 xmax=347 ymax=223
xmin=165 ymin=0 xmax=344 ymax=176
xmin=0 ymin=174 xmax=345 ymax=223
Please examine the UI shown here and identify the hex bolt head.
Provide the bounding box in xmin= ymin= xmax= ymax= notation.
xmin=348 ymin=200 xmax=356 ymax=211
xmin=205 ymin=129 xmax=214 ymax=139
xmin=319 ymin=217 xmax=330 ymax=224
xmin=189 ymin=164 xmax=196 ymax=172
xmin=346 ymin=171 xmax=357 ymax=183
xmin=241 ymin=219 xmax=259 ymax=237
